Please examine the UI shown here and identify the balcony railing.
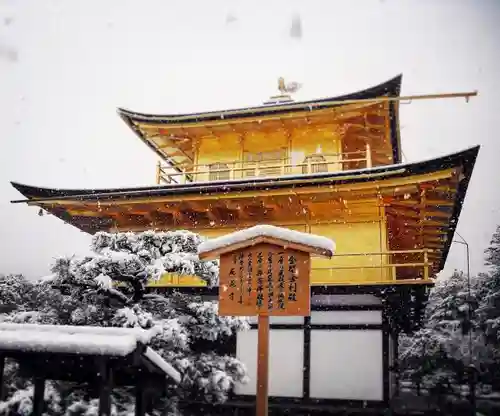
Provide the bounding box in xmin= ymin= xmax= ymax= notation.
xmin=311 ymin=249 xmax=433 ymax=284
xmin=145 ymin=249 xmax=433 ymax=287
xmin=156 ymin=147 xmax=373 ymax=185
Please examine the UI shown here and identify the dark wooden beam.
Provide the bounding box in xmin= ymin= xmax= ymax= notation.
xmin=148 ymin=210 xmax=174 ymax=226
xmin=422 ymin=229 xmax=448 ymax=235
xmin=403 ymin=220 xmax=447 ymax=228
xmin=98 ymin=358 xmax=113 ymax=416
xmin=424 ymin=236 xmax=447 ymax=243
xmin=0 ymin=354 xmax=5 ymax=401
xmin=386 ymin=204 xmax=451 ymax=220
xmin=186 ymin=201 xmax=219 ymax=223
xmin=33 ymin=376 xmax=45 ymax=416
xmin=135 ymin=381 xmax=147 ymax=416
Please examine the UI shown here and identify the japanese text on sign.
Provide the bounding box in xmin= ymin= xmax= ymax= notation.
xmin=218 ymin=243 xmax=310 ymax=316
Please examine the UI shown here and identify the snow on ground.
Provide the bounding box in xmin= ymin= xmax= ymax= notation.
xmin=198 ymin=224 xmax=335 ymax=256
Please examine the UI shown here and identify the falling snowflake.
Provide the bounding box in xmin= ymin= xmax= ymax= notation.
xmin=290 ymin=14 xmax=302 ymax=39
xmin=225 ymin=14 xmax=237 ymax=24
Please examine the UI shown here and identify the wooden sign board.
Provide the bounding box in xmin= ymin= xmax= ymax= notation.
xmin=218 ymin=243 xmax=311 ymax=317
xmin=198 ymin=226 xmax=333 ymax=416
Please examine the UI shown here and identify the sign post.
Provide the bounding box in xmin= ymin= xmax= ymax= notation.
xmin=256 ymin=314 xmax=269 ymax=416
xmin=198 ymin=225 xmax=334 ymax=416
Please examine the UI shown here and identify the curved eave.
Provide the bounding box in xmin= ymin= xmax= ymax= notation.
xmin=117 ymin=75 xmax=402 ymax=124
xmin=118 ymin=75 xmax=403 ymax=167
xmin=10 ymin=145 xmax=475 ymax=203
xmin=11 ymin=145 xmax=479 ymax=272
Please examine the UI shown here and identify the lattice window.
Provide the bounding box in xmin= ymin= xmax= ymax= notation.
xmin=243 ymin=150 xmax=286 ymax=163
xmin=209 ymin=162 xmax=230 ymax=181
xmin=243 ymin=149 xmax=287 ymax=177
xmin=302 ymin=154 xmax=328 ymax=174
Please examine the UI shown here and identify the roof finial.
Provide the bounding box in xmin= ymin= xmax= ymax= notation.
xmin=278 ymin=77 xmax=287 ymax=95
xmin=278 ymin=77 xmax=302 ymax=95
xmin=264 ymin=77 xmax=302 ymax=105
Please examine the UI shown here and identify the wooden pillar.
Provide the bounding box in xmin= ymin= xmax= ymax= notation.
xmin=135 ymin=379 xmax=151 ymax=416
xmin=394 ymin=331 xmax=400 ymax=397
xmin=302 ymin=316 xmax=311 ymax=399
xmin=135 ymin=380 xmax=146 ymax=416
xmin=98 ymin=358 xmax=112 ymax=416
xmin=32 ymin=376 xmax=45 ymax=416
xmin=238 ymin=135 xmax=245 ymax=180
xmin=382 ymin=312 xmax=390 ymax=406
xmin=423 ymin=250 xmax=429 ymax=280
xmin=365 ymin=143 xmax=372 ymax=168
xmin=155 ymin=161 xmax=161 ymax=185
xmin=0 ymin=354 xmax=5 ymax=401
xmin=256 ymin=314 xmax=270 ymax=416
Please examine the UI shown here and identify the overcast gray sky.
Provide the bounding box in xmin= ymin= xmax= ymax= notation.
xmin=0 ymin=0 xmax=499 ymax=279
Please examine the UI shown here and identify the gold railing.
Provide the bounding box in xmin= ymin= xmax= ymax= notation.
xmin=156 ymin=148 xmax=372 ymax=185
xmin=311 ymin=249 xmax=433 ymax=284
xmin=144 ymin=249 xmax=433 ymax=287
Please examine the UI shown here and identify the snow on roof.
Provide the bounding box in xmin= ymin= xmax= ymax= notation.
xmin=0 ymin=329 xmax=139 ymax=356
xmin=198 ymin=224 xmax=335 ymax=257
xmin=144 ymin=347 xmax=181 ymax=384
xmin=0 ymin=323 xmax=162 ymax=356
xmin=0 ymin=324 xmax=181 ymax=383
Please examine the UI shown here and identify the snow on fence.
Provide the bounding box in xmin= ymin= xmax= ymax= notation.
xmin=0 ymin=323 xmax=181 ymax=382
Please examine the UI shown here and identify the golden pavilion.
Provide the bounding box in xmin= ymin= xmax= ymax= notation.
xmin=10 ymin=75 xmax=479 ymax=408
xmin=11 ymin=75 xmax=478 ymax=287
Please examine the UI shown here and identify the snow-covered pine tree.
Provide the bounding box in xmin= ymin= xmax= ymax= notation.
xmin=0 ymin=274 xmax=32 ymax=314
xmin=399 ymin=271 xmax=480 ymax=392
xmin=0 ymin=230 xmax=249 ymax=415
xmin=475 ymin=224 xmax=500 ymax=388
xmin=477 ymin=225 xmax=500 ymax=341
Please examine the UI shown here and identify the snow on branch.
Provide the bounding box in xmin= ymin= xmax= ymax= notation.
xmin=50 ymin=230 xmax=220 ymax=303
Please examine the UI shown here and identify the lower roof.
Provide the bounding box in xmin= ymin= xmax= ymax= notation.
xmin=11 ymin=146 xmax=477 ymax=204
xmin=10 ymin=146 xmax=480 ymax=274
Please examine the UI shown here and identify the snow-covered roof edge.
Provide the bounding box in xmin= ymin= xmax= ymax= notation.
xmin=198 ymin=224 xmax=335 ymax=259
xmin=143 ymin=347 xmax=182 ymax=384
xmin=117 ymin=75 xmax=402 ymax=123
xmin=0 ymin=329 xmax=139 ymax=356
xmin=0 ymin=323 xmax=160 ymax=344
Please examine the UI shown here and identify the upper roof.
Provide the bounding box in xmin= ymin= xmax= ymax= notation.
xmin=118 ymin=75 xmax=404 ymax=170
xmin=118 ymin=75 xmax=402 ymax=124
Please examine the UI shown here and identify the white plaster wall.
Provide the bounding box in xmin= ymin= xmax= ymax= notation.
xmin=311 ymin=294 xmax=382 ymax=306
xmin=309 ymin=329 xmax=383 ymax=401
xmin=310 ymin=310 xmax=382 ymax=325
xmin=234 ymin=329 xmax=304 ymax=397
xmin=248 ymin=316 xmax=304 ymax=324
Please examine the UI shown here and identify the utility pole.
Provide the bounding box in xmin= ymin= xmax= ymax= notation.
xmin=453 ymin=233 xmax=476 ymax=415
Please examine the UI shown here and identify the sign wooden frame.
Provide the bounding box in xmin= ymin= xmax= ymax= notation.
xmin=199 ymin=232 xmax=333 ymax=416
xmin=218 ymin=244 xmax=311 ymax=317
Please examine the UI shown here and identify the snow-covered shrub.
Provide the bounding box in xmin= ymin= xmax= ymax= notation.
xmin=0 ymin=230 xmax=249 ymax=415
